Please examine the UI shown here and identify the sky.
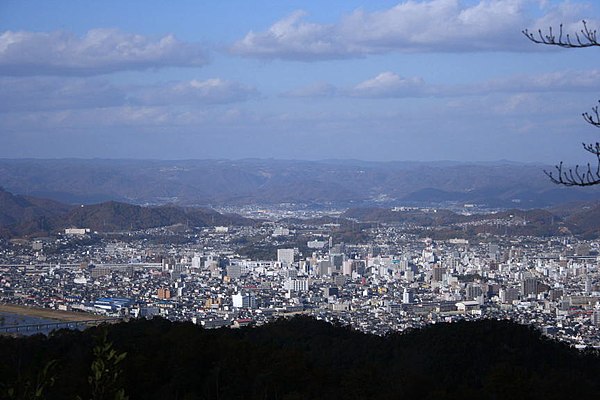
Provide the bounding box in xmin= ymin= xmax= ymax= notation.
xmin=1 ymin=0 xmax=600 ymax=163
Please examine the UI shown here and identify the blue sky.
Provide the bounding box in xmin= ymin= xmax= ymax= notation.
xmin=1 ymin=0 xmax=600 ymax=163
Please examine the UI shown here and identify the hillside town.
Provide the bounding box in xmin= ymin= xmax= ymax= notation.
xmin=1 ymin=208 xmax=599 ymax=348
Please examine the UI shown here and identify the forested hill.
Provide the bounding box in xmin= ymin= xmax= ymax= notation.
xmin=342 ymin=204 xmax=600 ymax=238
xmin=1 ymin=316 xmax=600 ymax=399
xmin=0 ymin=188 xmax=254 ymax=238
xmin=0 ymin=188 xmax=72 ymax=226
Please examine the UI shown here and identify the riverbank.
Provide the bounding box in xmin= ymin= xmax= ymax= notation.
xmin=0 ymin=304 xmax=106 ymax=322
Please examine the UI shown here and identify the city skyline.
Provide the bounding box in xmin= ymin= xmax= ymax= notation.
xmin=2 ymin=0 xmax=600 ymax=162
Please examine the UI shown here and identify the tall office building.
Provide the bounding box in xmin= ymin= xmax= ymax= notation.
xmin=227 ymin=263 xmax=242 ymax=280
xmin=432 ymin=266 xmax=445 ymax=282
xmin=488 ymin=243 xmax=500 ymax=260
xmin=521 ymin=277 xmax=539 ymax=297
xmin=232 ymin=292 xmax=257 ymax=309
xmin=191 ymin=254 xmax=202 ymax=269
xmin=593 ymin=310 xmax=600 ymax=327
xmin=330 ymin=254 xmax=344 ymax=272
xmin=402 ymin=287 xmax=414 ymax=304
xmin=585 ymin=276 xmax=593 ymax=294
xmin=285 ymin=277 xmax=309 ymax=292
xmin=466 ymin=283 xmax=483 ymax=300
xmin=277 ymin=248 xmax=294 ymax=268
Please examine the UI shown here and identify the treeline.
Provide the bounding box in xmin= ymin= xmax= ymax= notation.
xmin=1 ymin=316 xmax=600 ymax=399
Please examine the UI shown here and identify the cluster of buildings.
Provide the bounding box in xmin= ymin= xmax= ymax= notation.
xmin=1 ymin=210 xmax=599 ymax=347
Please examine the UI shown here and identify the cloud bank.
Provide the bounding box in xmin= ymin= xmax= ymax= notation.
xmin=0 ymin=77 xmax=257 ymax=112
xmin=232 ymin=0 xmax=594 ymax=60
xmin=0 ymin=28 xmax=207 ymax=75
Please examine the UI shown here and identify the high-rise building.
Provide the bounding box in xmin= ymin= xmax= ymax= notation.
xmin=499 ymin=287 xmax=520 ymax=303
xmin=432 ymin=266 xmax=445 ymax=282
xmin=342 ymin=260 xmax=353 ymax=276
xmin=466 ymin=283 xmax=483 ymax=300
xmin=232 ymin=292 xmax=257 ymax=309
xmin=585 ymin=276 xmax=593 ymax=293
xmin=277 ymin=248 xmax=294 ymax=268
xmin=317 ymin=260 xmax=331 ymax=276
xmin=191 ymin=253 xmax=202 ymax=269
xmin=402 ymin=287 xmax=414 ymax=304
xmin=593 ymin=310 xmax=600 ymax=327
xmin=227 ymin=264 xmax=242 ymax=280
xmin=285 ymin=278 xmax=309 ymax=292
xmin=488 ymin=243 xmax=500 ymax=260
xmin=330 ymin=254 xmax=344 ymax=272
xmin=521 ymin=277 xmax=539 ymax=297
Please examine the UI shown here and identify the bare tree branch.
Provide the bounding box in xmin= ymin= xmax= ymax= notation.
xmin=524 ymin=21 xmax=600 ymax=186
xmin=583 ymin=101 xmax=600 ymax=127
xmin=523 ymin=20 xmax=599 ymax=48
xmin=544 ymin=143 xmax=600 ymax=186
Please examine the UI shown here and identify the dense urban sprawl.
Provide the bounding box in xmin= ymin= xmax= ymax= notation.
xmin=1 ymin=206 xmax=599 ymax=348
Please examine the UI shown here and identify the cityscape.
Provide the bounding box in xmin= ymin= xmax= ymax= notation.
xmin=3 ymin=0 xmax=600 ymax=398
xmin=2 ymin=204 xmax=599 ymax=348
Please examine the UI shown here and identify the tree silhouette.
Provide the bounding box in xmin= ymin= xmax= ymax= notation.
xmin=523 ymin=21 xmax=600 ymax=186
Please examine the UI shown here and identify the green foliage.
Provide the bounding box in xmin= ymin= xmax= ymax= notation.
xmin=81 ymin=330 xmax=129 ymax=400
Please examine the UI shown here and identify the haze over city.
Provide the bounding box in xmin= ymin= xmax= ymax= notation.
xmin=2 ymin=0 xmax=600 ymax=162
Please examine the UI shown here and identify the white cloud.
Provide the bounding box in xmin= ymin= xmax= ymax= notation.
xmin=0 ymin=28 xmax=207 ymax=75
xmin=134 ymin=78 xmax=258 ymax=105
xmin=0 ymin=77 xmax=257 ymax=112
xmin=232 ymin=0 xmax=596 ymax=60
xmin=231 ymin=10 xmax=348 ymax=60
xmin=351 ymin=72 xmax=427 ymax=97
xmin=285 ymin=68 xmax=600 ymax=99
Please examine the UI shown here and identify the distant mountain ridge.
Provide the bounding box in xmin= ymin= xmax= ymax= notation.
xmin=0 ymin=158 xmax=598 ymax=208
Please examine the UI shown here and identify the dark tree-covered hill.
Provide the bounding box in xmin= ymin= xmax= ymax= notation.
xmin=1 ymin=316 xmax=599 ymax=399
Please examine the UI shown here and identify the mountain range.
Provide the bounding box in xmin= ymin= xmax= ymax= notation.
xmin=1 ymin=158 xmax=599 ymax=208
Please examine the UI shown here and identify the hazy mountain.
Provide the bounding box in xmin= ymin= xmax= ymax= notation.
xmin=0 ymin=187 xmax=73 ymax=226
xmin=1 ymin=159 xmax=598 ymax=208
